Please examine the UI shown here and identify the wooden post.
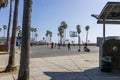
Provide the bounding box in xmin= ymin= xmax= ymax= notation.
xmin=103 ymin=19 xmax=105 ymax=42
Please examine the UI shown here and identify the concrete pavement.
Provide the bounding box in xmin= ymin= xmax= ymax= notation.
xmin=0 ymin=46 xmax=120 ymax=80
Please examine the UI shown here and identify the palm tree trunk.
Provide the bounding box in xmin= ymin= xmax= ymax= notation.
xmin=50 ymin=36 xmax=51 ymax=43
xmin=4 ymin=29 xmax=5 ymax=37
xmin=18 ymin=0 xmax=32 ymax=79
xmin=6 ymin=0 xmax=12 ymax=49
xmin=32 ymin=32 xmax=33 ymax=42
xmin=65 ymin=29 xmax=66 ymax=43
xmin=5 ymin=0 xmax=19 ymax=72
xmin=60 ymin=36 xmax=62 ymax=45
xmin=58 ymin=35 xmax=59 ymax=43
xmin=86 ymin=31 xmax=88 ymax=47
xmin=63 ymin=29 xmax=66 ymax=46
xmin=78 ymin=35 xmax=81 ymax=51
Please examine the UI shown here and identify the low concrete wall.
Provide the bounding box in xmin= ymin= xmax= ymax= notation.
xmin=0 ymin=45 xmax=8 ymax=51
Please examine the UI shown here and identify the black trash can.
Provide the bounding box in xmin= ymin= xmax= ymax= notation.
xmin=101 ymin=56 xmax=111 ymax=72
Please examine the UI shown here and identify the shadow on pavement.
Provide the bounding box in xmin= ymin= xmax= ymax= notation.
xmin=44 ymin=72 xmax=89 ymax=80
xmin=84 ymin=67 xmax=120 ymax=80
xmin=0 ymin=69 xmax=10 ymax=76
xmin=44 ymin=67 xmax=120 ymax=80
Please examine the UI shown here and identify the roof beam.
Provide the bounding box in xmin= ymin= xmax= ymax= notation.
xmin=97 ymin=20 xmax=120 ymax=24
xmin=104 ymin=5 xmax=115 ymax=18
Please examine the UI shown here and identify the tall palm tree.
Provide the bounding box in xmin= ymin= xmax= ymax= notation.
xmin=35 ymin=33 xmax=38 ymax=41
xmin=57 ymin=33 xmax=60 ymax=43
xmin=76 ymin=25 xmax=81 ymax=51
xmin=33 ymin=28 xmax=37 ymax=41
xmin=0 ymin=27 xmax=1 ymax=45
xmin=3 ymin=25 xmax=7 ymax=37
xmin=58 ymin=26 xmax=64 ymax=44
xmin=18 ymin=0 xmax=32 ymax=79
xmin=0 ymin=28 xmax=2 ymax=32
xmin=45 ymin=30 xmax=48 ymax=37
xmin=85 ymin=25 xmax=90 ymax=47
xmin=0 ymin=0 xmax=8 ymax=9
xmin=6 ymin=0 xmax=14 ymax=47
xmin=0 ymin=28 xmax=2 ymax=37
xmin=31 ymin=27 xmax=37 ymax=42
xmin=49 ymin=31 xmax=52 ymax=43
xmin=31 ymin=27 xmax=34 ymax=41
xmin=45 ymin=30 xmax=49 ymax=43
xmin=34 ymin=27 xmax=37 ymax=32
xmin=5 ymin=0 xmax=19 ymax=72
xmin=46 ymin=30 xmax=52 ymax=43
xmin=61 ymin=21 xmax=67 ymax=44
xmin=43 ymin=37 xmax=45 ymax=41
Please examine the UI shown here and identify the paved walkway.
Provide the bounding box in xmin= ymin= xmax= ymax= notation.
xmin=0 ymin=46 xmax=120 ymax=80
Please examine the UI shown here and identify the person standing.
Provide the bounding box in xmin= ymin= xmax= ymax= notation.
xmin=57 ymin=43 xmax=60 ymax=49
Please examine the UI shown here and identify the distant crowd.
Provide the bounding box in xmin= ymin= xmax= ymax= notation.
xmin=46 ymin=42 xmax=90 ymax=52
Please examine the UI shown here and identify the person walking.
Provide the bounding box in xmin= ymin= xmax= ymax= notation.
xmin=68 ymin=42 xmax=71 ymax=51
xmin=51 ymin=42 xmax=54 ymax=49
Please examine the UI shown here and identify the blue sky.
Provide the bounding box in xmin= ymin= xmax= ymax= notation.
xmin=0 ymin=0 xmax=120 ymax=43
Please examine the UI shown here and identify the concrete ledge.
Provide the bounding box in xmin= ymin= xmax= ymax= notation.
xmin=0 ymin=45 xmax=8 ymax=51
xmin=0 ymin=52 xmax=8 ymax=55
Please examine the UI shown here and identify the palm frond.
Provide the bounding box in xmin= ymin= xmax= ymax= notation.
xmin=0 ymin=0 xmax=8 ymax=9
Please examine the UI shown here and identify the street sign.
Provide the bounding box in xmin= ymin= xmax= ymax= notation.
xmin=69 ymin=31 xmax=77 ymax=37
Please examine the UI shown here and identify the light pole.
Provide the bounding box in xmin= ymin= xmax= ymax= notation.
xmin=91 ymin=14 xmax=106 ymax=43
xmin=78 ymin=35 xmax=81 ymax=52
xmin=76 ymin=25 xmax=81 ymax=52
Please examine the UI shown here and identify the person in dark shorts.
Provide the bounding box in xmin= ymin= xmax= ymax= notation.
xmin=51 ymin=42 xmax=54 ymax=49
xmin=84 ymin=43 xmax=90 ymax=52
xmin=68 ymin=42 xmax=71 ymax=50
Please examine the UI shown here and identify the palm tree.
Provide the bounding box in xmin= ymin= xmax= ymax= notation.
xmin=43 ymin=37 xmax=45 ymax=40
xmin=34 ymin=27 xmax=37 ymax=32
xmin=85 ymin=25 xmax=90 ymax=47
xmin=0 ymin=0 xmax=8 ymax=9
xmin=31 ymin=27 xmax=34 ymax=42
xmin=0 ymin=27 xmax=2 ymax=44
xmin=18 ymin=0 xmax=32 ymax=79
xmin=3 ymin=25 xmax=7 ymax=37
xmin=0 ymin=28 xmax=2 ymax=33
xmin=61 ymin=21 xmax=67 ymax=45
xmin=35 ymin=33 xmax=38 ymax=41
xmin=76 ymin=25 xmax=81 ymax=52
xmin=58 ymin=26 xmax=64 ymax=44
xmin=45 ymin=30 xmax=49 ymax=43
xmin=0 ymin=27 xmax=2 ymax=38
xmin=6 ymin=0 xmax=14 ymax=47
xmin=33 ymin=28 xmax=37 ymax=41
xmin=49 ymin=31 xmax=52 ymax=43
xmin=46 ymin=30 xmax=52 ymax=43
xmin=5 ymin=0 xmax=19 ymax=72
xmin=57 ymin=33 xmax=60 ymax=43
xmin=45 ymin=30 xmax=48 ymax=37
